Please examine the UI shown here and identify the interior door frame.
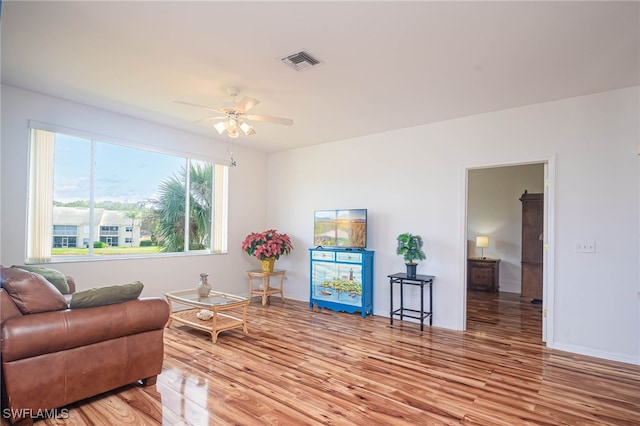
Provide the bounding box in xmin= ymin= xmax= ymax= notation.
xmin=461 ymin=156 xmax=555 ymax=344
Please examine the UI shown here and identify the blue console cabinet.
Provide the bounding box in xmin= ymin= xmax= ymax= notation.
xmin=309 ymin=248 xmax=374 ymax=317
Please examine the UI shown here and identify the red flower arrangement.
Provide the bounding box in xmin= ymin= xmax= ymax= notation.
xmin=241 ymin=229 xmax=293 ymax=260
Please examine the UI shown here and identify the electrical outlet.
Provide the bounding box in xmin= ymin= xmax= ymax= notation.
xmin=575 ymin=241 xmax=595 ymax=253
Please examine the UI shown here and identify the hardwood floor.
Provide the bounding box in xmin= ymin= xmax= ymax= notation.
xmin=466 ymin=290 xmax=543 ymax=343
xmin=15 ymin=292 xmax=640 ymax=425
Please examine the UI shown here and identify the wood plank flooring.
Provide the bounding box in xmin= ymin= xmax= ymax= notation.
xmin=11 ymin=292 xmax=640 ymax=425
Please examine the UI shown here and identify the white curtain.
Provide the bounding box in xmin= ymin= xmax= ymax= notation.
xmin=213 ymin=164 xmax=228 ymax=253
xmin=26 ymin=129 xmax=55 ymax=263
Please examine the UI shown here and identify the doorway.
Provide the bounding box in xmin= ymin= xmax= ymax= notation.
xmin=464 ymin=160 xmax=554 ymax=343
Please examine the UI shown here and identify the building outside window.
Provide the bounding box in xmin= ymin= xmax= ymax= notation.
xmin=52 ymin=225 xmax=77 ymax=248
xmin=100 ymin=226 xmax=119 ymax=236
xmin=53 ymin=225 xmax=78 ymax=247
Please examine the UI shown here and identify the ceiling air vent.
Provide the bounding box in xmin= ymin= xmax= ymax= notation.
xmin=281 ymin=50 xmax=320 ymax=72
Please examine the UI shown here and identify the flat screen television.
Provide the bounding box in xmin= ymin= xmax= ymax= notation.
xmin=314 ymin=209 xmax=367 ymax=249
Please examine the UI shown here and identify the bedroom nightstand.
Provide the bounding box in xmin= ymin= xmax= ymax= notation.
xmin=467 ymin=258 xmax=500 ymax=292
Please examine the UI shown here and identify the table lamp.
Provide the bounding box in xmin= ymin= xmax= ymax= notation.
xmin=476 ymin=236 xmax=489 ymax=259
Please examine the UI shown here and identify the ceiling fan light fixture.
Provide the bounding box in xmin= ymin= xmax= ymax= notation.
xmin=178 ymin=89 xmax=291 ymax=138
xmin=214 ymin=116 xmax=246 ymax=138
xmin=213 ymin=121 xmax=226 ymax=134
xmin=240 ymin=122 xmax=255 ymax=135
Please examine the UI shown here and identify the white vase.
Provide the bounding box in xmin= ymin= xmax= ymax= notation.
xmin=196 ymin=273 xmax=211 ymax=297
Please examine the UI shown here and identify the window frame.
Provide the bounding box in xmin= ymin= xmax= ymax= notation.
xmin=26 ymin=121 xmax=229 ymax=263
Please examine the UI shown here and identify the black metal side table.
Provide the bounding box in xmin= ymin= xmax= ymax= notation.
xmin=388 ymin=272 xmax=435 ymax=331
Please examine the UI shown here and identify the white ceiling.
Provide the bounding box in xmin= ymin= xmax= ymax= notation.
xmin=2 ymin=1 xmax=639 ymax=153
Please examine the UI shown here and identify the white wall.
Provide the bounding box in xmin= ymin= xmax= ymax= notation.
xmin=268 ymin=87 xmax=640 ymax=365
xmin=468 ymin=164 xmax=544 ymax=293
xmin=2 ymin=85 xmax=639 ymax=365
xmin=0 ymin=85 xmax=269 ymax=297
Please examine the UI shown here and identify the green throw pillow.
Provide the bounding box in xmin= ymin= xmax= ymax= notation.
xmin=70 ymin=281 xmax=144 ymax=309
xmin=13 ymin=265 xmax=70 ymax=294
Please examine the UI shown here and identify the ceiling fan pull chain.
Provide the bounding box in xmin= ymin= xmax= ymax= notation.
xmin=227 ymin=141 xmax=237 ymax=168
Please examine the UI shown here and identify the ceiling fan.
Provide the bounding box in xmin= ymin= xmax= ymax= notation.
xmin=175 ymin=88 xmax=294 ymax=138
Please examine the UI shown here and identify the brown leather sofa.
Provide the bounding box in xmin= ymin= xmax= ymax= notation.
xmin=0 ymin=266 xmax=169 ymax=425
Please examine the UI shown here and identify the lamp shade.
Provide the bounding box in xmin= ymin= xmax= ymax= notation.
xmin=213 ymin=121 xmax=226 ymax=135
xmin=239 ymin=122 xmax=255 ymax=135
xmin=476 ymin=236 xmax=489 ymax=248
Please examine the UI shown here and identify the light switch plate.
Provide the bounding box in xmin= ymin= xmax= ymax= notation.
xmin=575 ymin=241 xmax=595 ymax=253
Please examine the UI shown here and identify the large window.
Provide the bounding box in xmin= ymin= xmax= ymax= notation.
xmin=26 ymin=124 xmax=228 ymax=262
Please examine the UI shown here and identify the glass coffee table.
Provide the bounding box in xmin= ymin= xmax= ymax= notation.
xmin=164 ymin=290 xmax=249 ymax=343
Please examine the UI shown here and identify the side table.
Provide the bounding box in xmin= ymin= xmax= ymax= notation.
xmin=247 ymin=269 xmax=286 ymax=306
xmin=388 ymin=272 xmax=435 ymax=331
xmin=467 ymin=258 xmax=500 ymax=292
xmin=164 ymin=290 xmax=249 ymax=343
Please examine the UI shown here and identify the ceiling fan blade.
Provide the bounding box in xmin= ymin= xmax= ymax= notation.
xmin=245 ymin=114 xmax=294 ymax=126
xmin=235 ymin=96 xmax=260 ymax=113
xmin=192 ymin=116 xmax=226 ymax=124
xmin=174 ymin=100 xmax=224 ymax=114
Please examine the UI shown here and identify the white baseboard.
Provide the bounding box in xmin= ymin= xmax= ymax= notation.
xmin=549 ymin=342 xmax=639 ymax=366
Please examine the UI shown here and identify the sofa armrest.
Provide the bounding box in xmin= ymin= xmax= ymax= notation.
xmin=0 ymin=289 xmax=23 ymax=324
xmin=1 ymin=297 xmax=169 ymax=362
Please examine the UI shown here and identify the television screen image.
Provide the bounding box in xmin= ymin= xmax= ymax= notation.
xmin=314 ymin=209 xmax=367 ymax=248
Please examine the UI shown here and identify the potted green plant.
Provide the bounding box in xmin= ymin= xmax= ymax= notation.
xmin=396 ymin=233 xmax=426 ymax=278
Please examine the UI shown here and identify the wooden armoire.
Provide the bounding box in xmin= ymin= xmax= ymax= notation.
xmin=519 ymin=191 xmax=543 ymax=301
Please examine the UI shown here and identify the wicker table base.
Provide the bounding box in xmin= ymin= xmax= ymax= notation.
xmin=165 ymin=290 xmax=249 ymax=343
